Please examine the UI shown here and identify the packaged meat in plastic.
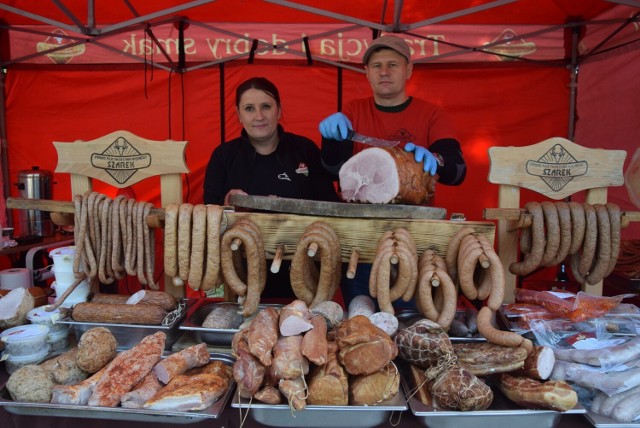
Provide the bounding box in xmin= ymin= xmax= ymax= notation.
xmin=514 ymin=288 xmax=629 ymax=322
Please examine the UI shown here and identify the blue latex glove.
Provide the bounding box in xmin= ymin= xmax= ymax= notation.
xmin=319 ymin=112 xmax=352 ymax=141
xmin=404 ymin=143 xmax=438 ymax=175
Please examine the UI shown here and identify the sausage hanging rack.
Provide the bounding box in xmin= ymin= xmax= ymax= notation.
xmin=6 ymin=196 xmax=498 ymax=300
xmin=484 ymin=137 xmax=639 ymax=302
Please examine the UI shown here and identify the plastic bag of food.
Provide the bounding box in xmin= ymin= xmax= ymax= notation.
xmin=515 ymin=289 xmax=629 ymax=322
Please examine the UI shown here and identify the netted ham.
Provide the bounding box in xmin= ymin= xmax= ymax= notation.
xmin=339 ymin=147 xmax=436 ymax=205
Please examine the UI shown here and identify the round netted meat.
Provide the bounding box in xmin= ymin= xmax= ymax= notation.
xmin=76 ymin=327 xmax=117 ymax=373
xmin=430 ymin=365 xmax=493 ymax=411
xmin=394 ymin=319 xmax=456 ymax=379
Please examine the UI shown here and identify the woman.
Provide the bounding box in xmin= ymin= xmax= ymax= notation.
xmin=203 ymin=77 xmax=338 ymax=298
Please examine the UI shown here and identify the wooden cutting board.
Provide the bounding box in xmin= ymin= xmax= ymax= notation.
xmin=228 ymin=194 xmax=447 ymax=219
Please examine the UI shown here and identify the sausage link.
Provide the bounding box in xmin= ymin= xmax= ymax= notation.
xmin=548 ymin=201 xmax=572 ymax=266
xmin=233 ymin=219 xmax=267 ymax=291
xmin=73 ymin=193 xmax=85 ymax=276
xmin=163 ymin=203 xmax=180 ymax=278
xmin=510 ymin=201 xmax=545 ymax=275
xmin=604 ymin=203 xmax=621 ymax=277
xmin=578 ymin=203 xmax=598 ymax=277
xmin=111 ymin=195 xmax=126 ymax=280
xmin=369 ymin=234 xmax=395 ymax=298
xmin=124 ymin=198 xmax=137 ymax=276
xmin=143 ymin=202 xmax=158 ymax=289
xmin=585 ymin=204 xmax=611 ymax=285
xmin=98 ymin=197 xmax=114 ymax=284
xmin=477 ymin=306 xmax=524 ymax=347
xmin=475 ymin=235 xmax=496 ymax=301
xmin=376 ymin=250 xmax=395 ymax=314
xmin=187 ymin=204 xmax=207 ymax=290
xmin=567 ymin=201 xmax=586 ymax=255
xmin=445 ymin=226 xmax=476 ymax=283
xmin=416 ymin=266 xmax=438 ymax=321
xmin=177 ymin=203 xmax=194 ymax=282
xmin=201 ymin=204 xmax=224 ymax=292
xmin=540 ymin=201 xmax=560 ymax=267
xmin=457 ymin=234 xmax=483 ymax=300
xmin=136 ymin=201 xmax=148 ymax=285
xmin=434 ymin=267 xmax=457 ymax=330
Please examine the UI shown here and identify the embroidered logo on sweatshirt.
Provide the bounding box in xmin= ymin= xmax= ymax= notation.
xmin=295 ymin=163 xmax=309 ymax=176
xmin=278 ymin=172 xmax=291 ymax=181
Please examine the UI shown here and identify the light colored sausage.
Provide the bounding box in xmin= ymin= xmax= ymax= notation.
xmin=163 ymin=203 xmax=180 ymax=278
xmin=177 ymin=203 xmax=194 ymax=282
xmin=187 ymin=204 xmax=207 ymax=290
xmin=510 ymin=201 xmax=545 ymax=276
xmin=201 ymin=204 xmax=223 ymax=292
xmin=445 ymin=226 xmax=476 ymax=283
xmin=477 ymin=306 xmax=524 ymax=347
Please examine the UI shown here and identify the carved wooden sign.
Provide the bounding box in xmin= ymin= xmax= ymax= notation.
xmin=54 ymin=130 xmax=189 ymax=188
xmin=488 ymin=137 xmax=626 ymax=200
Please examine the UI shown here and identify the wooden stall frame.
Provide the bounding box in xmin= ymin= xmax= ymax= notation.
xmin=52 ymin=130 xmax=189 ymax=298
xmin=483 ymin=137 xmax=637 ymax=302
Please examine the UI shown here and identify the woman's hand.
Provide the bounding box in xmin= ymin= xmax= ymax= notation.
xmin=224 ymin=189 xmax=248 ymax=206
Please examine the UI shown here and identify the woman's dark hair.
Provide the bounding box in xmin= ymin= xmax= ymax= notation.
xmin=235 ymin=77 xmax=280 ymax=107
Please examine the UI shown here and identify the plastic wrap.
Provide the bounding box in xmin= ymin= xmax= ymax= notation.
xmin=514 ymin=289 xmax=630 ymax=322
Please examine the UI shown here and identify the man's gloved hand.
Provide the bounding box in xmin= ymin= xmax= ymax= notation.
xmin=319 ymin=112 xmax=352 ymax=141
xmin=404 ymin=143 xmax=438 ymax=175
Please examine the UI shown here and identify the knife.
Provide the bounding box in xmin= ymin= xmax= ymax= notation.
xmin=346 ymin=130 xmax=400 ymax=148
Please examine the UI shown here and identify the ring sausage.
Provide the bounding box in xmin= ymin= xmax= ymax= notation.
xmin=510 ymin=202 xmax=545 ymax=276
xmin=477 ymin=306 xmax=525 ymax=347
xmin=434 ymin=267 xmax=457 ymax=330
xmin=187 ymin=204 xmax=207 ymax=290
xmin=163 ymin=203 xmax=179 ymax=278
xmin=605 ymin=203 xmax=621 ymax=277
xmin=445 ymin=227 xmax=476 ymax=283
xmin=578 ymin=203 xmax=598 ymax=277
xmin=177 ymin=203 xmax=194 ymax=282
xmin=201 ymin=204 xmax=224 ymax=292
xmin=567 ymin=201 xmax=586 ymax=255
xmin=585 ymin=204 xmax=611 ymax=285
xmin=548 ymin=201 xmax=572 ymax=266
xmin=540 ymin=201 xmax=560 ymax=267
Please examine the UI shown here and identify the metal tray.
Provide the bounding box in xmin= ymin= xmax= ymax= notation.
xmin=179 ymin=301 xmax=282 ymax=347
xmin=231 ymin=386 xmax=407 ymax=428
xmin=401 ymin=367 xmax=585 ymax=428
xmin=58 ymin=299 xmax=192 ymax=351
xmin=396 ymin=310 xmax=487 ymax=342
xmin=0 ymin=352 xmax=235 ymax=424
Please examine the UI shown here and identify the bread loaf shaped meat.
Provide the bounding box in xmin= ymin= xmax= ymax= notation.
xmin=498 ymin=373 xmax=577 ymax=412
xmin=307 ymin=342 xmax=348 ymax=406
xmin=339 ymin=147 xmax=437 ymax=205
xmin=453 ymin=342 xmax=528 ymax=376
xmin=335 ymin=315 xmax=398 ymax=376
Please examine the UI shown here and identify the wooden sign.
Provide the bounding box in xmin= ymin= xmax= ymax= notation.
xmin=488 ymin=137 xmax=626 ymax=200
xmin=53 ymin=130 xmax=189 ymax=188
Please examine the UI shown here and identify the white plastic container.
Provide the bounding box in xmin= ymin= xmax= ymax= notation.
xmin=3 ymin=345 xmax=50 ymax=374
xmin=48 ymin=246 xmax=76 ymax=272
xmin=52 ymin=279 xmax=90 ymax=307
xmin=27 ymin=306 xmax=69 ymax=334
xmin=47 ymin=327 xmax=70 ymax=351
xmin=51 ymin=266 xmax=76 ymax=286
xmin=0 ymin=324 xmax=50 ymax=357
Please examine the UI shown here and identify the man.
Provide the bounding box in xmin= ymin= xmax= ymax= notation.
xmin=318 ymin=34 xmax=467 ymax=308
xmin=319 ymin=34 xmax=466 ymax=187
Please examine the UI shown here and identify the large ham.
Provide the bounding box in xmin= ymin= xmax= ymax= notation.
xmin=339 ymin=146 xmax=437 ymax=205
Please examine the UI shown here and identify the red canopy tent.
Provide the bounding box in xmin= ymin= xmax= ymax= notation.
xmin=0 ymin=0 xmax=638 ymax=243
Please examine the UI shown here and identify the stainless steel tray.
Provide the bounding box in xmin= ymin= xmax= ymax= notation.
xmin=58 ymin=299 xmax=192 ymax=351
xmin=396 ymin=310 xmax=487 ymax=342
xmin=231 ymin=386 xmax=407 ymax=428
xmin=0 ymin=352 xmax=235 ymax=424
xmin=179 ymin=302 xmax=282 ymax=347
xmin=401 ymin=370 xmax=585 ymax=428
xmin=586 ymin=410 xmax=640 ymax=427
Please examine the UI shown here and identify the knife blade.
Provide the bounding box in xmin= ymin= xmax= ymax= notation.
xmin=347 ymin=130 xmax=400 ymax=148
